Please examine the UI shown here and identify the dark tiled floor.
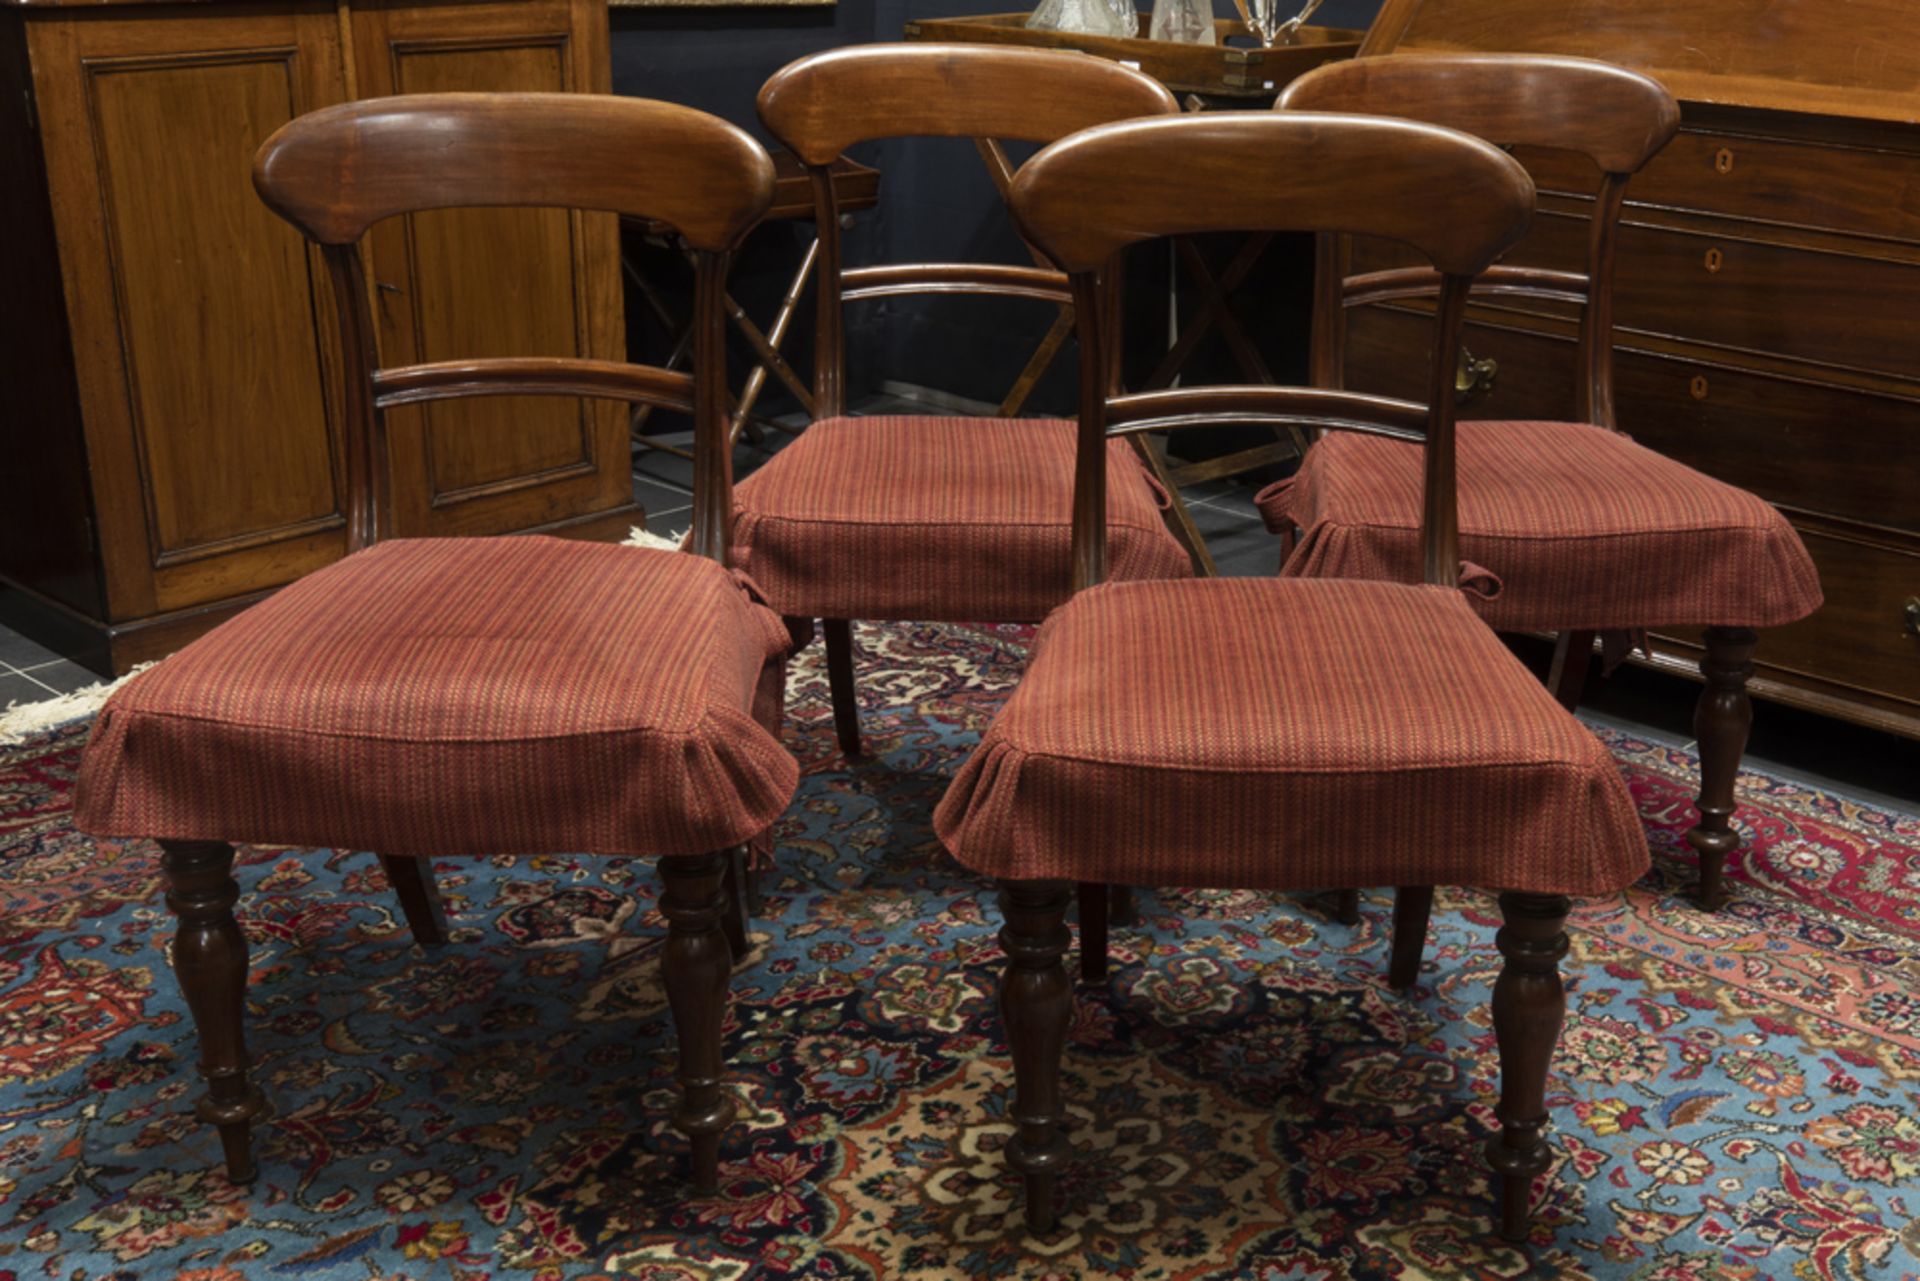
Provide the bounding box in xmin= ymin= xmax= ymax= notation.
xmin=0 ymin=629 xmax=99 ymax=700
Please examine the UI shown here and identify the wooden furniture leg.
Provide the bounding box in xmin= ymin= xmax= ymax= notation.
xmin=1331 ymin=889 xmax=1361 ymax=925
xmin=160 ymin=839 xmax=267 ymax=1184
xmin=1547 ymin=629 xmax=1596 ymax=713
xmin=1000 ymin=879 xmax=1074 ymax=1235
xmin=378 ymin=854 xmax=449 ymax=946
xmin=1388 ymin=886 xmax=1434 ymax=990
xmin=1077 ymin=881 xmax=1108 ymax=982
xmin=822 ymin=619 xmax=863 ymax=760
xmin=1688 ymin=626 xmax=1757 ymax=911
xmin=657 ymin=850 xmax=736 ymax=1192
xmin=1486 ymin=891 xmax=1570 ymax=1243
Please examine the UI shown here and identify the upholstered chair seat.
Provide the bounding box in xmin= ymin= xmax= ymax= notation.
xmin=1258 ymin=419 xmax=1821 ymax=631
xmin=732 ymin=415 xmax=1191 ymax=623
xmin=77 ymin=537 xmax=797 ymax=858
xmin=937 ymin=575 xmax=1647 ymax=893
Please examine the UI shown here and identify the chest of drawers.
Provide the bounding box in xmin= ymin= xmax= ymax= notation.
xmin=1349 ymin=0 xmax=1920 ymax=738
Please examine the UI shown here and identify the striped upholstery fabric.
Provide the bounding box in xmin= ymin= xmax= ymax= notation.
xmin=731 ymin=415 xmax=1192 ymax=622
xmin=1256 ymin=420 xmax=1823 ymax=631
xmin=75 ymin=538 xmax=799 ymax=858
xmin=935 ymin=577 xmax=1648 ymax=895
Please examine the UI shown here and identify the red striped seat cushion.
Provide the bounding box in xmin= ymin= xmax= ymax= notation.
xmin=75 ymin=538 xmax=798 ymax=858
xmin=935 ymin=576 xmax=1648 ymax=895
xmin=1256 ymin=420 xmax=1822 ymax=631
xmin=731 ymin=415 xmax=1192 ymax=622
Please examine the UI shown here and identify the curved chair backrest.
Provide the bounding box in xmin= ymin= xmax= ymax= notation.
xmin=756 ymin=43 xmax=1180 ymax=417
xmin=1279 ymin=54 xmax=1679 ymax=427
xmin=1011 ymin=111 xmax=1534 ymax=592
xmin=254 ymin=93 xmax=775 ymax=561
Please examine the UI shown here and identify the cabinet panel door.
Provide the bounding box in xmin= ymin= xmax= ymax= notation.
xmin=28 ymin=5 xmax=352 ymax=618
xmin=352 ymin=0 xmax=629 ymax=539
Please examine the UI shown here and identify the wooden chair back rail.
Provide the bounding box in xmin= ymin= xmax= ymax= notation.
xmin=760 ymin=44 xmax=1180 ymax=419
xmin=1343 ymin=265 xmax=1589 ymax=309
xmin=1012 ymin=113 xmax=1533 ymax=277
xmin=840 ymin=263 xmax=1071 ymax=306
xmin=1007 ymin=113 xmax=1532 ymax=593
xmin=758 ymin=43 xmax=1181 ymax=166
xmin=1105 ymin=386 xmax=1430 ymax=440
xmin=1281 ymin=56 xmax=1671 ymax=430
xmin=371 ymin=359 xmax=695 ymax=413
xmin=254 ymin=92 xmax=773 ymax=250
xmin=1277 ymin=53 xmax=1680 ymax=174
xmin=259 ymin=94 xmax=773 ymax=558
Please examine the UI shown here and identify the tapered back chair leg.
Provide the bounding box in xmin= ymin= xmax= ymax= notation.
xmin=378 ymin=854 xmax=450 ymax=946
xmin=160 ymin=839 xmax=268 ymax=1184
xmin=1387 ymin=886 xmax=1435 ymax=991
xmin=822 ymin=619 xmax=863 ymax=759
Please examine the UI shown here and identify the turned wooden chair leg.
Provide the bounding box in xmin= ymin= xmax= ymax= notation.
xmin=1387 ymin=885 xmax=1434 ymax=991
xmin=1486 ymin=890 xmax=1570 ymax=1243
xmin=1000 ymin=879 xmax=1073 ymax=1235
xmin=1077 ymin=881 xmax=1108 ymax=982
xmin=1688 ymin=625 xmax=1757 ymax=912
xmin=658 ymin=850 xmax=737 ymax=1193
xmin=378 ymin=854 xmax=449 ymax=946
xmin=1546 ymin=629 xmax=1596 ymax=714
xmin=822 ymin=618 xmax=863 ymax=760
xmin=159 ymin=839 xmax=267 ymax=1184
xmin=1332 ymin=888 xmax=1361 ymax=926
xmin=719 ymin=847 xmax=751 ymax=960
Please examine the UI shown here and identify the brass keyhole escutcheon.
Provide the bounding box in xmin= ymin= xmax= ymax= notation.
xmin=1689 ymin=375 xmax=1710 ymax=401
xmin=1704 ymin=247 xmax=1724 ymax=274
xmin=1715 ymin=147 xmax=1736 ymax=174
xmin=1455 ymin=346 xmax=1498 ymax=406
xmin=1906 ymin=597 xmax=1920 ymax=637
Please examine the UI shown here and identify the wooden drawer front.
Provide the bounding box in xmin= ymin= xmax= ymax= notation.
xmin=1346 ymin=307 xmax=1919 ymax=533
xmin=1632 ymin=130 xmax=1920 ymax=245
xmin=1662 ymin=533 xmax=1920 ymax=713
xmin=1615 ymin=354 xmax=1919 ymax=532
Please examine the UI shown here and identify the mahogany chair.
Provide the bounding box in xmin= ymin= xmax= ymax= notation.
xmin=735 ymin=43 xmax=1194 ymax=762
xmin=935 ymin=110 xmax=1652 ymax=1243
xmin=1258 ymin=56 xmax=1822 ymax=955
xmin=72 ymin=94 xmax=796 ymax=1194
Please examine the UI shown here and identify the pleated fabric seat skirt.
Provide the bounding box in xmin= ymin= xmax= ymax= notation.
xmin=72 ymin=93 xmax=795 ymax=1196
xmin=1262 ymin=55 xmax=1821 ymax=928
xmin=936 ymin=108 xmax=1651 ymax=1244
xmin=737 ymin=43 xmax=1194 ymax=760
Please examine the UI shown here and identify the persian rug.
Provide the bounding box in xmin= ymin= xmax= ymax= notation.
xmin=2 ymin=620 xmax=1917 ymax=1281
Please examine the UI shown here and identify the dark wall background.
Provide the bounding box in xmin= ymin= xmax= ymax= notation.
xmin=609 ymin=0 xmax=1384 ymax=420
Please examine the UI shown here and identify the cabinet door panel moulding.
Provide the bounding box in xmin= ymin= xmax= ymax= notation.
xmin=0 ymin=0 xmax=631 ymax=675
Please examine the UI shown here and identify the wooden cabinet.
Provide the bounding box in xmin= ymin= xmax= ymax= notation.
xmin=1351 ymin=0 xmax=1920 ymax=740
xmin=0 ymin=0 xmax=632 ymax=676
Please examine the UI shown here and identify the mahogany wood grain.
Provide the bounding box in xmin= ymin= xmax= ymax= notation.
xmin=22 ymin=4 xmax=353 ymax=624
xmin=1014 ymin=112 xmax=1532 ymax=278
xmin=658 ymin=850 xmax=737 ymax=1192
xmin=1362 ymin=0 xmax=1920 ymax=126
xmin=379 ymin=854 xmax=451 ymax=947
xmin=1282 ymin=53 xmax=1677 ymax=174
xmin=758 ymin=41 xmax=1180 ymax=166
